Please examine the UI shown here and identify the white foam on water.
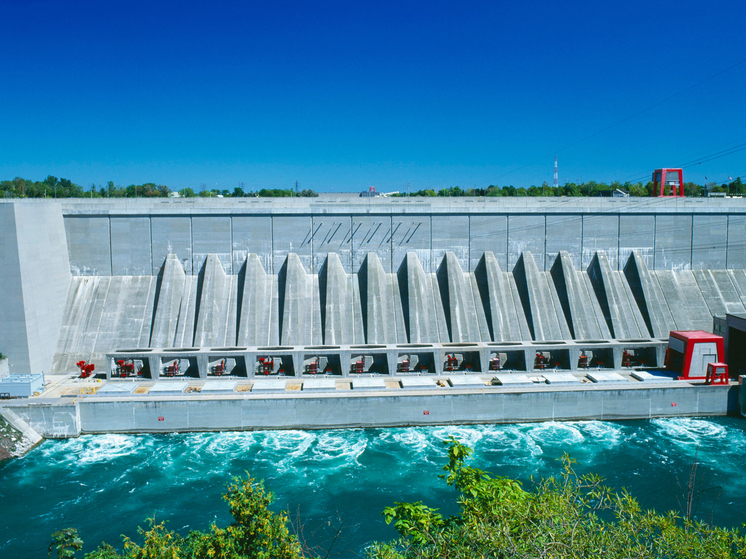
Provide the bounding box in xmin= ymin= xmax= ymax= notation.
xmin=366 ymin=428 xmax=442 ymax=467
xmin=203 ymin=431 xmax=257 ymax=456
xmin=259 ymin=430 xmax=316 ymax=458
xmin=651 ymin=418 xmax=727 ymax=448
xmin=572 ymin=421 xmax=626 ymax=448
xmin=388 ymin=428 xmax=430 ymax=453
xmin=525 ymin=421 xmax=585 ymax=447
xmin=430 ymin=425 xmax=484 ymax=450
xmin=478 ymin=425 xmax=544 ymax=461
xmin=310 ymin=431 xmax=368 ymax=465
xmin=52 ymin=434 xmax=144 ymax=465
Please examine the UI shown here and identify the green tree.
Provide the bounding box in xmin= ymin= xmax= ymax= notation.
xmin=49 ymin=528 xmax=84 ymax=558
xmin=370 ymin=439 xmax=746 ymax=559
xmin=72 ymin=473 xmax=305 ymax=559
xmin=629 ymin=182 xmax=647 ymax=196
xmin=728 ymin=178 xmax=744 ymax=195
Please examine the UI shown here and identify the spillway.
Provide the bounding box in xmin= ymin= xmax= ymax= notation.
xmin=51 ymin=247 xmax=733 ymax=371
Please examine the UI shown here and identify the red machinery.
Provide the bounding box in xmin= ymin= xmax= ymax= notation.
xmin=489 ymin=354 xmax=501 ymax=371
xmin=622 ymin=350 xmax=632 ymax=367
xmin=578 ymin=352 xmax=589 ymax=369
xmin=115 ymin=359 xmax=138 ymax=378
xmin=444 ymin=354 xmax=458 ymax=372
xmin=705 ymin=362 xmax=729 ymax=385
xmin=76 ymin=360 xmax=95 ymax=378
xmin=397 ymin=358 xmax=410 ymax=373
xmin=534 ymin=352 xmax=549 ymax=370
xmin=305 ymin=358 xmax=319 ymax=375
xmin=164 ymin=360 xmax=180 ymax=377
xmin=351 ymin=358 xmax=364 ymax=374
xmin=258 ymin=357 xmax=274 ymax=375
xmin=210 ymin=358 xmax=226 ymax=376
xmin=665 ymin=330 xmax=726 ymax=381
xmin=653 ymin=168 xmax=684 ymax=197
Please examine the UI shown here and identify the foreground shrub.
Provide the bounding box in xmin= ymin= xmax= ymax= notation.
xmin=370 ymin=437 xmax=746 ymax=559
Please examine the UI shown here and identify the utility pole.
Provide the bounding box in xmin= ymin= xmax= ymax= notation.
xmin=295 ymin=180 xmax=299 ymax=197
xmin=553 ymin=156 xmax=558 ymax=195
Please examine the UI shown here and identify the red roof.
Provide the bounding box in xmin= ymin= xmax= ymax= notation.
xmin=669 ymin=330 xmax=722 ymax=342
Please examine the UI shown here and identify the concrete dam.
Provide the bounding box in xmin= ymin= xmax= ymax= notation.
xmin=3 ymin=196 xmax=746 ymax=377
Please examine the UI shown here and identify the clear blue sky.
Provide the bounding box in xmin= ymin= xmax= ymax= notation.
xmin=1 ymin=0 xmax=744 ymax=192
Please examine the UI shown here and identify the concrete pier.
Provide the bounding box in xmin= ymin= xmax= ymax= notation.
xmin=2 ymin=373 xmax=736 ymax=437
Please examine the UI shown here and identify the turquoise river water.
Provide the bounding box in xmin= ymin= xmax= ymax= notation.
xmin=2 ymin=417 xmax=746 ymax=558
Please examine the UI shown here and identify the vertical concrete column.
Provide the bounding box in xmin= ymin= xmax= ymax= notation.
xmin=525 ymin=349 xmax=535 ymax=373
xmin=292 ymin=351 xmax=304 ymax=377
xmin=655 ymin=344 xmax=667 ymax=368
xmin=479 ymin=348 xmax=491 ymax=374
xmin=244 ymin=352 xmax=255 ymax=378
xmin=432 ymin=350 xmax=444 ymax=376
xmin=568 ymin=348 xmax=581 ymax=371
xmin=340 ymin=349 xmax=351 ymax=377
xmin=196 ymin=354 xmax=209 ymax=379
xmin=612 ymin=346 xmax=623 ymax=369
xmin=148 ymin=356 xmax=162 ymax=380
xmin=386 ymin=349 xmax=398 ymax=375
xmin=107 ymin=357 xmax=116 ymax=380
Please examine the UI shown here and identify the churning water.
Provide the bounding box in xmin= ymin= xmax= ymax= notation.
xmin=2 ymin=417 xmax=746 ymax=558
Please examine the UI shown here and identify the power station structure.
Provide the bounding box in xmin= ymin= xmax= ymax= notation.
xmin=2 ymin=196 xmax=746 ymax=382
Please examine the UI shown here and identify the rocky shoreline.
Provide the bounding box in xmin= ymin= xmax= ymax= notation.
xmin=0 ymin=415 xmax=41 ymax=461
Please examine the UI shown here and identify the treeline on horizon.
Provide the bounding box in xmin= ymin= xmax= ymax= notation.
xmin=0 ymin=176 xmax=319 ymax=199
xmin=2 ymin=175 xmax=745 ymax=199
xmin=396 ymin=177 xmax=745 ymax=197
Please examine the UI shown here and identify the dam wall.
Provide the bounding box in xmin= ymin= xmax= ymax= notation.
xmin=60 ymin=197 xmax=746 ymax=276
xmin=3 ymin=197 xmax=746 ymax=375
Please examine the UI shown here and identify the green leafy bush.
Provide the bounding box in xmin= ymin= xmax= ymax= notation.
xmin=371 ymin=437 xmax=746 ymax=559
xmin=61 ymin=473 xmax=304 ymax=559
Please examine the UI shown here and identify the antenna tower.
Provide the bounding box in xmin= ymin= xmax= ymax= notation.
xmin=553 ymin=156 xmax=558 ymax=191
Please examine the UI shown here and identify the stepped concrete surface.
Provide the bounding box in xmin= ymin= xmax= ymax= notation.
xmin=41 ymin=245 xmax=746 ymax=374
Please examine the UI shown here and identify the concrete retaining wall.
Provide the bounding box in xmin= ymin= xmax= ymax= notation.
xmin=74 ymin=384 xmax=734 ymax=433
xmin=6 ymin=402 xmax=81 ymax=438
